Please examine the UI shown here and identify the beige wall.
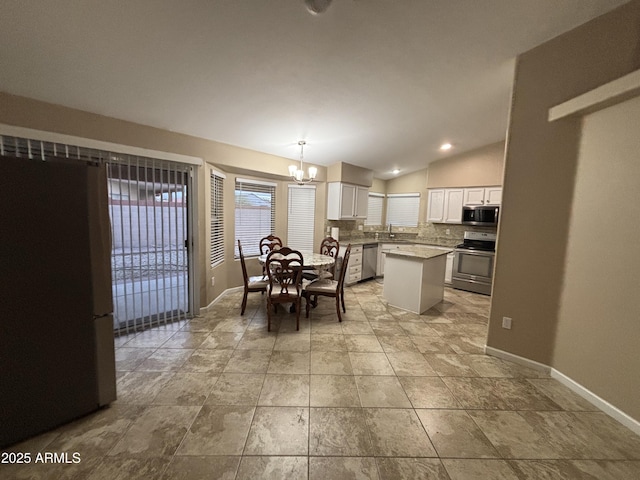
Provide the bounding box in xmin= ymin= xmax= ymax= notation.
xmin=326 ymin=161 xmax=373 ymax=187
xmin=488 ymin=0 xmax=640 ymax=420
xmin=0 ymin=92 xmax=327 ymax=309
xmin=554 ymin=94 xmax=640 ymax=420
xmin=370 ymin=177 xmax=387 ymax=194
xmin=387 ymin=169 xmax=428 ymax=226
xmin=426 ymin=142 xmax=505 ymax=188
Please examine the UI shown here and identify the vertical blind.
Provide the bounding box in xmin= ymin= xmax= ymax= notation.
xmin=0 ymin=134 xmax=194 ymax=335
xmin=386 ymin=193 xmax=420 ymax=227
xmin=235 ymin=178 xmax=276 ymax=257
xmin=364 ymin=193 xmax=384 ymax=226
xmin=287 ymin=184 xmax=316 ymax=251
xmin=107 ymin=159 xmax=190 ymax=334
xmin=210 ymin=169 xmax=225 ymax=267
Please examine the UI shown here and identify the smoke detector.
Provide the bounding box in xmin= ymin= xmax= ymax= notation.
xmin=304 ymin=0 xmax=333 ymax=15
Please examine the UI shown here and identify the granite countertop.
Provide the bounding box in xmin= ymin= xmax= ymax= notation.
xmin=339 ymin=238 xmax=456 ymax=248
xmin=384 ymin=245 xmax=452 ymax=260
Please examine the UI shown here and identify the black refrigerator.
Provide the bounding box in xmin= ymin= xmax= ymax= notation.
xmin=0 ymin=154 xmax=117 ymax=448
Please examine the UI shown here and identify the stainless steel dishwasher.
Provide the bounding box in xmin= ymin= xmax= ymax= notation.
xmin=362 ymin=243 xmax=378 ymax=280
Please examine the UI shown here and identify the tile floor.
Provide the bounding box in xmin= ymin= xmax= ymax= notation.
xmin=2 ymin=281 xmax=640 ymax=479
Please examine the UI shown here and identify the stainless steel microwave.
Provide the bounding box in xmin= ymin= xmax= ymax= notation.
xmin=462 ymin=205 xmax=499 ymax=226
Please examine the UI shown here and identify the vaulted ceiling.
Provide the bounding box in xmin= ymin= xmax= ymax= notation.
xmin=0 ymin=0 xmax=629 ymax=178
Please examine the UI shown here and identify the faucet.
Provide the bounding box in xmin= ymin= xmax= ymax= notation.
xmin=388 ymin=223 xmax=395 ymax=238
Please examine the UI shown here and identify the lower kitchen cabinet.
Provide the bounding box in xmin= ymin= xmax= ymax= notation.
xmin=379 ymin=243 xmax=454 ymax=284
xmin=340 ymin=244 xmax=363 ymax=285
xmin=445 ymin=251 xmax=454 ymax=284
xmin=378 ymin=243 xmax=404 ymax=276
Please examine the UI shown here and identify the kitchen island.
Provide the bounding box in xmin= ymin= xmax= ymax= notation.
xmin=383 ymin=246 xmax=451 ymax=314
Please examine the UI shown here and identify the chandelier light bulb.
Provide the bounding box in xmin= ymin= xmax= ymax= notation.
xmin=289 ymin=140 xmax=316 ymax=185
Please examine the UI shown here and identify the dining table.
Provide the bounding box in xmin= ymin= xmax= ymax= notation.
xmin=257 ymin=250 xmax=336 ymax=271
xmin=258 ymin=250 xmax=336 ymax=312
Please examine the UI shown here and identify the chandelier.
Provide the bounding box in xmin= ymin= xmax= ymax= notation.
xmin=288 ymin=141 xmax=317 ymax=185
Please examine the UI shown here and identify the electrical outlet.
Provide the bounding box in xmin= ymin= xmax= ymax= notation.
xmin=358 ymin=224 xmax=363 ymax=231
xmin=211 ymin=276 xmax=215 ymax=287
xmin=502 ymin=316 xmax=512 ymax=329
xmin=446 ymin=228 xmax=450 ymax=235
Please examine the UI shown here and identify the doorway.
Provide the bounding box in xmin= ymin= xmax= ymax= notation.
xmin=107 ymin=158 xmax=193 ymax=333
xmin=0 ymin=135 xmax=196 ymax=334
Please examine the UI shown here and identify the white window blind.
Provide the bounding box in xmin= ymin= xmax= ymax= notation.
xmin=364 ymin=193 xmax=384 ymax=226
xmin=386 ymin=193 xmax=420 ymax=227
xmin=287 ymin=184 xmax=316 ymax=251
xmin=235 ymin=178 xmax=276 ymax=257
xmin=210 ymin=169 xmax=225 ymax=267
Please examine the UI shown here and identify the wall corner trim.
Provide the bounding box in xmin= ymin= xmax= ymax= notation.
xmin=484 ymin=346 xmax=552 ymax=373
xmin=485 ymin=346 xmax=640 ymax=436
xmin=200 ymin=286 xmax=243 ymax=313
xmin=548 ymin=69 xmax=640 ymax=122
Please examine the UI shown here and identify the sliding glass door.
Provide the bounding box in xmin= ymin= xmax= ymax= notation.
xmin=107 ymin=157 xmax=192 ymax=333
xmin=0 ymin=134 xmax=195 ymax=334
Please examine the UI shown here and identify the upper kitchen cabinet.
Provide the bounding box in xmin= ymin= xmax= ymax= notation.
xmin=426 ymin=189 xmax=445 ymax=222
xmin=327 ymin=182 xmax=369 ymax=219
xmin=427 ymin=188 xmax=464 ymax=223
xmin=326 ymin=162 xmax=373 ymax=220
xmin=443 ymin=189 xmax=464 ymax=223
xmin=463 ymin=186 xmax=502 ymax=206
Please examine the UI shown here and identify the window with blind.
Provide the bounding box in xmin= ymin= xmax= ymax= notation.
xmin=210 ymin=169 xmax=225 ymax=267
xmin=364 ymin=193 xmax=384 ymax=226
xmin=235 ymin=178 xmax=276 ymax=257
xmin=386 ymin=193 xmax=420 ymax=227
xmin=287 ymin=184 xmax=316 ymax=251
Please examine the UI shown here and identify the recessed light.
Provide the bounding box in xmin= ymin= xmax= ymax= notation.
xmin=440 ymin=143 xmax=452 ymax=151
xmin=392 ymin=169 xmax=400 ymax=175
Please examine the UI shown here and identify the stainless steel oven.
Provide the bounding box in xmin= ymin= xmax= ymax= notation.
xmin=452 ymin=232 xmax=496 ymax=295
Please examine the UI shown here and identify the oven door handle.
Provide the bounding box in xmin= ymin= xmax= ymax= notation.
xmin=455 ymin=249 xmax=495 ymax=257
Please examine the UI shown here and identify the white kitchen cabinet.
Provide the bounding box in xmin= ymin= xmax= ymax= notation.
xmin=327 ymin=182 xmax=369 ymax=220
xmin=383 ymin=250 xmax=447 ymax=314
xmin=484 ymin=187 xmax=502 ymax=206
xmin=378 ymin=243 xmax=405 ymax=276
xmin=445 ymin=251 xmax=454 ymax=284
xmin=379 ymin=243 xmax=454 ymax=282
xmin=426 ymin=189 xmax=445 ymax=222
xmin=443 ymin=189 xmax=464 ymax=223
xmin=462 ymin=187 xmax=485 ymax=205
xmin=463 ymin=187 xmax=502 ymax=206
xmin=427 ymin=188 xmax=463 ymax=224
xmin=341 ymin=244 xmax=363 ymax=285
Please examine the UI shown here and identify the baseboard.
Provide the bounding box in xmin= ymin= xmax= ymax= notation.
xmin=485 ymin=346 xmax=640 ymax=436
xmin=199 ymin=286 xmax=241 ymax=314
xmin=550 ymin=368 xmax=640 ymax=436
xmin=484 ymin=346 xmax=551 ymax=373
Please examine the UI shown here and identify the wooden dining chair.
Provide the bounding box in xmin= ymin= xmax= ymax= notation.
xmin=303 ymin=235 xmax=340 ymax=282
xmin=319 ymin=236 xmax=340 ymax=278
xmin=265 ymin=247 xmax=304 ymax=332
xmin=259 ymin=235 xmax=283 ymax=255
xmin=259 ymin=234 xmax=283 ymax=276
xmin=238 ymin=240 xmax=268 ymax=315
xmin=304 ymin=244 xmax=351 ymax=322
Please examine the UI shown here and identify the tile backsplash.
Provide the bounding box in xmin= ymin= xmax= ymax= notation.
xmin=325 ymin=219 xmax=496 ymax=247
